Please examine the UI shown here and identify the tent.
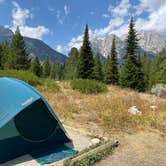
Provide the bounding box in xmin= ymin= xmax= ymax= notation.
xmin=0 ymin=77 xmax=71 ymax=164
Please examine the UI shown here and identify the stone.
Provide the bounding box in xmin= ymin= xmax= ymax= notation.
xmin=89 ymin=138 xmax=100 ymax=146
xmin=128 ymin=106 xmax=142 ymax=115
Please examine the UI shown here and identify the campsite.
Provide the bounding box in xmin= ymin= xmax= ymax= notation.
xmin=0 ymin=0 xmax=166 ymax=166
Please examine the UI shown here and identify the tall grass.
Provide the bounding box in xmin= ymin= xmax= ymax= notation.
xmin=40 ymin=81 xmax=166 ymax=135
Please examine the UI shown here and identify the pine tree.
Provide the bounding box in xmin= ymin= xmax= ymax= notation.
xmin=104 ymin=55 xmax=112 ymax=84
xmin=50 ymin=63 xmax=64 ymax=80
xmin=135 ymin=55 xmax=146 ymax=91
xmin=64 ymin=47 xmax=79 ymax=79
xmin=124 ymin=17 xmax=139 ymax=59
xmin=77 ymin=24 xmax=94 ymax=79
xmin=30 ymin=56 xmax=42 ymax=77
xmin=141 ymin=52 xmax=152 ymax=89
xmin=104 ymin=36 xmax=118 ymax=84
xmin=0 ymin=44 xmax=3 ymax=69
xmin=119 ymin=17 xmax=145 ymax=91
xmin=109 ymin=36 xmax=118 ymax=84
xmin=50 ymin=63 xmax=56 ymax=79
xmin=150 ymin=48 xmax=166 ymax=86
xmin=10 ymin=27 xmax=30 ymax=70
xmin=1 ymin=41 xmax=11 ymax=69
xmin=93 ymin=53 xmax=103 ymax=81
xmin=43 ymin=56 xmax=51 ymax=77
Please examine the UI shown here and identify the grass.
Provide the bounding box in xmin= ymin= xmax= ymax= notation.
xmin=40 ymin=81 xmax=166 ymax=136
xmin=0 ymin=70 xmax=60 ymax=92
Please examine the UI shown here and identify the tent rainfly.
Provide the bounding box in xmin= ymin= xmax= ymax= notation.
xmin=0 ymin=77 xmax=71 ymax=164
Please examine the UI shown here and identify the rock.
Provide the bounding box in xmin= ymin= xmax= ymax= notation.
xmin=89 ymin=138 xmax=100 ymax=146
xmin=128 ymin=106 xmax=142 ymax=115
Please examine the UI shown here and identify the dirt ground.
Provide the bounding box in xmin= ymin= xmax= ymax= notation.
xmin=94 ymin=131 xmax=166 ymax=166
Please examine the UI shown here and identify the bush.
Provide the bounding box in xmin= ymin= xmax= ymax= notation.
xmin=42 ymin=78 xmax=60 ymax=92
xmin=151 ymin=84 xmax=166 ymax=97
xmin=0 ymin=70 xmax=41 ymax=86
xmin=71 ymin=79 xmax=107 ymax=94
xmin=0 ymin=70 xmax=60 ymax=92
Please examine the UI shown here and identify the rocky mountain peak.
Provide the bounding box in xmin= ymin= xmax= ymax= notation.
xmin=0 ymin=26 xmax=13 ymax=36
xmin=91 ymin=30 xmax=166 ymax=60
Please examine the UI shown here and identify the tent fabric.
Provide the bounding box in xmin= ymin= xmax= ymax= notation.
xmin=0 ymin=77 xmax=71 ymax=164
xmin=0 ymin=78 xmax=40 ymax=128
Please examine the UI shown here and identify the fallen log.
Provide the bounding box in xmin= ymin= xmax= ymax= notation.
xmin=64 ymin=140 xmax=119 ymax=166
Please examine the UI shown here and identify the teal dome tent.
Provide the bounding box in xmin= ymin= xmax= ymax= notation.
xmin=0 ymin=78 xmax=71 ymax=164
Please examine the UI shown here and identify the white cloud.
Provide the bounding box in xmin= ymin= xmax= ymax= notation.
xmin=68 ymin=34 xmax=83 ymax=49
xmin=64 ymin=5 xmax=69 ymax=16
xmin=56 ymin=45 xmax=63 ymax=52
xmin=12 ymin=1 xmax=31 ymax=27
xmin=11 ymin=1 xmax=49 ymax=39
xmin=110 ymin=0 xmax=131 ymax=17
xmin=139 ymin=0 xmax=165 ymax=11
xmin=135 ymin=0 xmax=166 ymax=16
xmin=135 ymin=2 xmax=166 ymax=33
xmin=92 ymin=17 xmax=125 ymax=38
xmin=19 ymin=26 xmax=49 ymax=39
xmin=102 ymin=14 xmax=110 ymax=18
xmin=55 ymin=10 xmax=63 ymax=24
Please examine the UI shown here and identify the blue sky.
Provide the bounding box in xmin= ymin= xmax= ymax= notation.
xmin=0 ymin=0 xmax=165 ymax=55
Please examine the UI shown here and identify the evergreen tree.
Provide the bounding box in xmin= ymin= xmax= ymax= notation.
xmin=150 ymin=48 xmax=166 ymax=86
xmin=135 ymin=55 xmax=146 ymax=91
xmin=64 ymin=47 xmax=79 ymax=79
xmin=43 ymin=56 xmax=51 ymax=77
xmin=93 ymin=53 xmax=103 ymax=81
xmin=104 ymin=36 xmax=118 ymax=84
xmin=1 ymin=41 xmax=11 ymax=69
xmin=50 ymin=63 xmax=64 ymax=80
xmin=30 ymin=56 xmax=42 ymax=77
xmin=109 ymin=36 xmax=118 ymax=84
xmin=77 ymin=24 xmax=94 ymax=79
xmin=0 ymin=44 xmax=3 ymax=69
xmin=50 ymin=63 xmax=56 ymax=79
xmin=10 ymin=27 xmax=30 ymax=70
xmin=104 ymin=55 xmax=112 ymax=84
xmin=119 ymin=17 xmax=145 ymax=91
xmin=141 ymin=52 xmax=152 ymax=89
xmin=124 ymin=17 xmax=139 ymax=59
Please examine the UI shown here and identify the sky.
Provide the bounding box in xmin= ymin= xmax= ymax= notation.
xmin=0 ymin=0 xmax=166 ymax=55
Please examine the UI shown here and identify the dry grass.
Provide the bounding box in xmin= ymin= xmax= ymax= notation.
xmin=37 ymin=81 xmax=166 ymax=137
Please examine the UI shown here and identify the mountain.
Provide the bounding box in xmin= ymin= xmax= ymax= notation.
xmin=0 ymin=26 xmax=66 ymax=63
xmin=91 ymin=30 xmax=166 ymax=61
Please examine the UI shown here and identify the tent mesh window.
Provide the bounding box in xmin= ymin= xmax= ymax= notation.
xmin=14 ymin=99 xmax=58 ymax=142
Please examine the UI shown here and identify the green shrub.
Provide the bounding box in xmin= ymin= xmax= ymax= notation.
xmin=0 ymin=70 xmax=41 ymax=86
xmin=42 ymin=78 xmax=60 ymax=92
xmin=71 ymin=79 xmax=107 ymax=94
xmin=0 ymin=70 xmax=60 ymax=92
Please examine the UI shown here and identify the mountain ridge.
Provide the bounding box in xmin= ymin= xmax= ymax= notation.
xmin=91 ymin=30 xmax=166 ymax=60
xmin=0 ymin=26 xmax=66 ymax=64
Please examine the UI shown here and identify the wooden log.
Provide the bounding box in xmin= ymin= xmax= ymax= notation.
xmin=64 ymin=141 xmax=119 ymax=166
